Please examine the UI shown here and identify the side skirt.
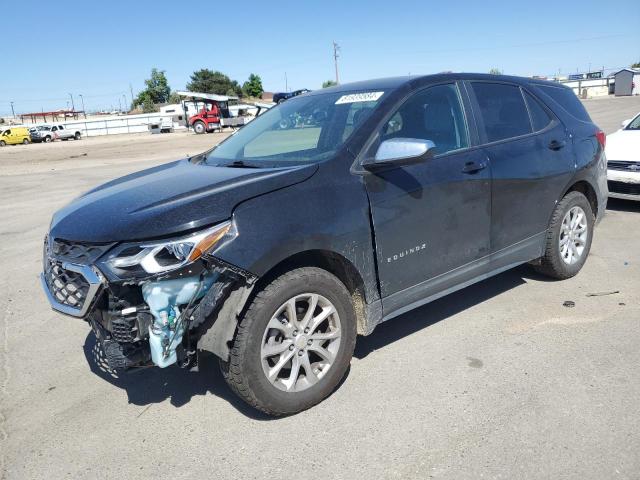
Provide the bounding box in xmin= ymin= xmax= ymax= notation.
xmin=379 ymin=232 xmax=545 ymax=324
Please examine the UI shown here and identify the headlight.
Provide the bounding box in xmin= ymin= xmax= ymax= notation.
xmin=103 ymin=221 xmax=231 ymax=276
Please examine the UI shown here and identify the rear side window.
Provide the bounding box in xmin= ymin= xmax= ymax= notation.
xmin=471 ymin=83 xmax=531 ymax=142
xmin=533 ymin=84 xmax=591 ymax=123
xmin=523 ymin=91 xmax=552 ymax=131
xmin=381 ymin=83 xmax=469 ymax=156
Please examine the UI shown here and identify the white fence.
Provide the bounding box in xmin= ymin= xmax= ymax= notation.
xmin=55 ymin=113 xmax=186 ymax=137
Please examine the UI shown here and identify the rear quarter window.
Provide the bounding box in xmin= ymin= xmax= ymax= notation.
xmin=532 ymin=84 xmax=592 ymax=123
xmin=523 ymin=91 xmax=553 ymax=132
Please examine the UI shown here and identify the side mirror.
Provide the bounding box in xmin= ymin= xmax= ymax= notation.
xmin=621 ymin=119 xmax=632 ymax=129
xmin=364 ymin=138 xmax=436 ymax=169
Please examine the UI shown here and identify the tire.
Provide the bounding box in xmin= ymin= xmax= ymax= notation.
xmin=23 ymin=138 xmax=30 ymax=145
xmin=0 ymin=140 xmax=5 ymax=147
xmin=221 ymin=267 xmax=357 ymax=416
xmin=532 ymin=191 xmax=594 ymax=279
xmin=193 ymin=121 xmax=206 ymax=134
xmin=74 ymin=132 xmax=81 ymax=140
xmin=44 ymin=136 xmax=52 ymax=143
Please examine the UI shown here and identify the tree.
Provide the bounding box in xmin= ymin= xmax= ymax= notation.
xmin=322 ymin=80 xmax=337 ymax=88
xmin=141 ymin=95 xmax=157 ymax=113
xmin=133 ymin=68 xmax=171 ymax=107
xmin=242 ymin=74 xmax=264 ymax=98
xmin=168 ymin=92 xmax=182 ymax=104
xmin=632 ymin=61 xmax=640 ymax=69
xmin=186 ymin=69 xmax=242 ymax=96
xmin=488 ymin=68 xmax=503 ymax=75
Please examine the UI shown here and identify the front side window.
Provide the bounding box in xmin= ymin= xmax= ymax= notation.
xmin=205 ymin=91 xmax=383 ymax=167
xmin=380 ymin=83 xmax=469 ymax=156
xmin=471 ymin=82 xmax=532 ymax=142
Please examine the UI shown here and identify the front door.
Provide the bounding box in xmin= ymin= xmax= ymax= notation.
xmin=363 ymin=83 xmax=491 ymax=315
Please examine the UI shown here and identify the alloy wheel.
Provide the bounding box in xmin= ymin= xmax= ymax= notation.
xmin=559 ymin=206 xmax=588 ymax=265
xmin=261 ymin=293 xmax=342 ymax=393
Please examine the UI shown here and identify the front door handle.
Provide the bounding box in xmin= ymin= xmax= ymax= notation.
xmin=462 ymin=160 xmax=488 ymax=174
xmin=548 ymin=139 xmax=566 ymax=150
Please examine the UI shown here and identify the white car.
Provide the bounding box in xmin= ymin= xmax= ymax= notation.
xmin=606 ymin=112 xmax=640 ymax=201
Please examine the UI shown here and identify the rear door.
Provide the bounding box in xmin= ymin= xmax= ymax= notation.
xmin=363 ymin=82 xmax=491 ymax=312
xmin=467 ymin=81 xmax=573 ymax=256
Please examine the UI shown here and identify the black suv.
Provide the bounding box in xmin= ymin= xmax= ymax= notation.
xmin=273 ymin=88 xmax=311 ymax=103
xmin=41 ymin=74 xmax=607 ymax=415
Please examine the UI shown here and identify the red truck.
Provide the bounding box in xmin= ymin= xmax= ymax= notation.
xmin=177 ymin=91 xmax=261 ymax=134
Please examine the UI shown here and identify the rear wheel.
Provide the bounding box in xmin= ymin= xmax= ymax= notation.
xmin=193 ymin=121 xmax=206 ymax=134
xmin=221 ymin=267 xmax=356 ymax=416
xmin=0 ymin=140 xmax=5 ymax=147
xmin=74 ymin=132 xmax=81 ymax=140
xmin=44 ymin=136 xmax=52 ymax=143
xmin=22 ymin=138 xmax=30 ymax=145
xmin=533 ymin=191 xmax=594 ymax=279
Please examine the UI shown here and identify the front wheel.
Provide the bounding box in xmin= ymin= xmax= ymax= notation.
xmin=74 ymin=132 xmax=81 ymax=140
xmin=532 ymin=191 xmax=594 ymax=279
xmin=44 ymin=136 xmax=52 ymax=143
xmin=193 ymin=121 xmax=206 ymax=134
xmin=0 ymin=140 xmax=5 ymax=147
xmin=23 ymin=138 xmax=30 ymax=145
xmin=221 ymin=267 xmax=356 ymax=416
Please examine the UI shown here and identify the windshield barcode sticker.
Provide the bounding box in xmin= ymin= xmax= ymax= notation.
xmin=335 ymin=91 xmax=384 ymax=104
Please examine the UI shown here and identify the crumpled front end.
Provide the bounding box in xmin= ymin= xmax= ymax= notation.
xmin=40 ymin=228 xmax=257 ymax=372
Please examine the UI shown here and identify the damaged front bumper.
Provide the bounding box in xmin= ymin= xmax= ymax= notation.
xmin=41 ymin=237 xmax=256 ymax=372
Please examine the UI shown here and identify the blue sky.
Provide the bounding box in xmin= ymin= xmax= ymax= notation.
xmin=1 ymin=0 xmax=638 ymax=115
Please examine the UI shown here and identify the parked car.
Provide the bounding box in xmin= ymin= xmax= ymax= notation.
xmin=0 ymin=127 xmax=31 ymax=146
xmin=41 ymin=74 xmax=607 ymax=415
xmin=606 ymin=111 xmax=640 ymax=200
xmin=273 ymin=88 xmax=311 ymax=104
xmin=30 ymin=124 xmax=82 ymax=143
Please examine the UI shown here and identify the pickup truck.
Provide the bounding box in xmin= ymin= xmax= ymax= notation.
xmin=30 ymin=124 xmax=82 ymax=143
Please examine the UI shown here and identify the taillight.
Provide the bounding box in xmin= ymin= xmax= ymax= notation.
xmin=595 ymin=130 xmax=606 ymax=149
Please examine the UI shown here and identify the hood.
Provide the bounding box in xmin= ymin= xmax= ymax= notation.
xmin=606 ymin=129 xmax=640 ymax=162
xmin=50 ymin=159 xmax=317 ymax=243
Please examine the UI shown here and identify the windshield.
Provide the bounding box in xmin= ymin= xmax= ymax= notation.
xmin=625 ymin=113 xmax=640 ymax=130
xmin=205 ymin=90 xmax=384 ymax=167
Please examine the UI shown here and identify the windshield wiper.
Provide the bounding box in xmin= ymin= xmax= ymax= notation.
xmin=221 ymin=160 xmax=262 ymax=169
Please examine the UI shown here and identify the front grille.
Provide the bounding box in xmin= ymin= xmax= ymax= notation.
xmin=608 ymin=180 xmax=640 ymax=196
xmin=111 ymin=317 xmax=138 ymax=343
xmin=43 ymin=258 xmax=91 ymax=309
xmin=608 ymin=161 xmax=640 ymax=172
xmin=51 ymin=238 xmax=113 ymax=264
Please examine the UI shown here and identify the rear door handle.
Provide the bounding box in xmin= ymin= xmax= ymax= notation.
xmin=462 ymin=160 xmax=488 ymax=174
xmin=548 ymin=139 xmax=566 ymax=150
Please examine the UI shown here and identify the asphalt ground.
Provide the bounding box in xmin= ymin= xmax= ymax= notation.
xmin=0 ymin=95 xmax=639 ymax=479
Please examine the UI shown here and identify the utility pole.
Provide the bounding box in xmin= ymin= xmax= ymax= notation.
xmin=68 ymin=93 xmax=75 ymax=111
xmin=285 ymin=72 xmax=288 ymax=92
xmin=333 ymin=41 xmax=340 ymax=84
xmin=122 ymin=94 xmax=127 ymax=113
xmin=10 ymin=101 xmax=15 ymax=118
xmin=79 ymin=94 xmax=86 ymax=118
xmin=129 ymin=83 xmax=135 ymax=105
